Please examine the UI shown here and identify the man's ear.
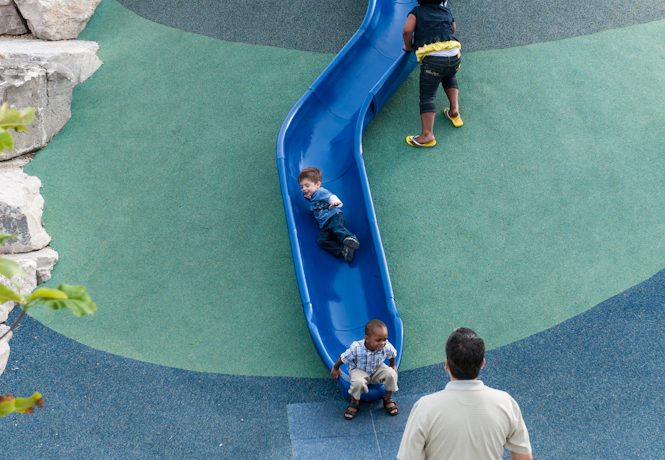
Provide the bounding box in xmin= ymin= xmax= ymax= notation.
xmin=481 ymin=358 xmax=486 ymax=369
xmin=444 ymin=359 xmax=453 ymax=379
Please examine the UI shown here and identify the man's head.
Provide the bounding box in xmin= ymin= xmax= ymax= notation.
xmin=364 ymin=319 xmax=388 ymax=351
xmin=418 ymin=0 xmax=444 ymax=5
xmin=445 ymin=327 xmax=485 ymax=380
xmin=298 ymin=167 xmax=322 ymax=200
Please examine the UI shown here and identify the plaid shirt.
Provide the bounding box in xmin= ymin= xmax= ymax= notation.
xmin=340 ymin=340 xmax=397 ymax=374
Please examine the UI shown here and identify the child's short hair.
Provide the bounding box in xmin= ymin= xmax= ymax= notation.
xmin=365 ymin=319 xmax=387 ymax=336
xmin=298 ymin=167 xmax=322 ymax=184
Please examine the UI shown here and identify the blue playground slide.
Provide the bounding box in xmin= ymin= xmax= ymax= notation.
xmin=277 ymin=0 xmax=417 ymax=400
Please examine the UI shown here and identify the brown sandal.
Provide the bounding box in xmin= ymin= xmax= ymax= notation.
xmin=383 ymin=398 xmax=399 ymax=416
xmin=344 ymin=401 xmax=360 ymax=420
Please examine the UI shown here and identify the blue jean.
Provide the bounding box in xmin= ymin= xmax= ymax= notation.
xmin=419 ymin=54 xmax=462 ymax=113
xmin=318 ymin=213 xmax=354 ymax=257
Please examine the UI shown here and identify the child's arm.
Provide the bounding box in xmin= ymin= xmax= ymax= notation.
xmin=452 ymin=21 xmax=457 ymax=34
xmin=329 ymin=194 xmax=342 ymax=207
xmin=386 ymin=342 xmax=397 ymax=371
xmin=402 ymin=14 xmax=416 ymax=52
xmin=330 ymin=357 xmax=344 ymax=379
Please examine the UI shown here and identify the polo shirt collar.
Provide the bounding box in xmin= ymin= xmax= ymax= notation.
xmin=445 ymin=380 xmax=486 ymax=391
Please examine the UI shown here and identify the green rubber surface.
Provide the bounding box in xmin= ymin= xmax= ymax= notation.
xmin=26 ymin=0 xmax=665 ymax=377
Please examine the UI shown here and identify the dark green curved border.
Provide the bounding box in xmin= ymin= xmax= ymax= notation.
xmin=117 ymin=0 xmax=665 ymax=52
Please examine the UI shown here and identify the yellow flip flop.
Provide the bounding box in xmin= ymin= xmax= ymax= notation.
xmin=406 ymin=135 xmax=436 ymax=148
xmin=443 ymin=108 xmax=463 ymax=128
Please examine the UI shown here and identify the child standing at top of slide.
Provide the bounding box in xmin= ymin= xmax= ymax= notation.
xmin=298 ymin=167 xmax=360 ymax=263
xmin=402 ymin=0 xmax=463 ymax=148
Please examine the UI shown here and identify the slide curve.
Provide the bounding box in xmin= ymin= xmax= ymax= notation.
xmin=277 ymin=0 xmax=417 ymax=400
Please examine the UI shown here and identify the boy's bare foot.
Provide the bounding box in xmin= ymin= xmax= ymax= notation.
xmin=406 ymin=135 xmax=437 ymax=148
xmin=443 ymin=108 xmax=463 ymax=128
xmin=413 ymin=135 xmax=435 ymax=144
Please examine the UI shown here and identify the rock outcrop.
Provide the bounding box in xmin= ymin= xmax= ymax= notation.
xmin=1 ymin=0 xmax=101 ymax=378
xmin=0 ymin=325 xmax=12 ymax=375
xmin=0 ymin=0 xmax=29 ymax=35
xmin=14 ymin=0 xmax=101 ymax=40
xmin=0 ymin=168 xmax=50 ymax=254
xmin=0 ymin=39 xmax=102 ymax=84
xmin=0 ymin=59 xmax=74 ymax=160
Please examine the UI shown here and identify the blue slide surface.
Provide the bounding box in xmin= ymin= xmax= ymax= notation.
xmin=277 ymin=0 xmax=417 ymax=400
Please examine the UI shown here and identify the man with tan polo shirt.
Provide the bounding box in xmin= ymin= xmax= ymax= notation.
xmin=397 ymin=327 xmax=533 ymax=460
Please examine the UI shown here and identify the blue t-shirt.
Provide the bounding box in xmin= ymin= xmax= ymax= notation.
xmin=308 ymin=187 xmax=342 ymax=228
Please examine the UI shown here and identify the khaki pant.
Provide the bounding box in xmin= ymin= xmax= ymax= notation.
xmin=349 ymin=364 xmax=398 ymax=400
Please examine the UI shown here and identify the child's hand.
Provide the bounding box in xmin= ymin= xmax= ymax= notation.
xmin=330 ymin=199 xmax=342 ymax=207
xmin=330 ymin=368 xmax=341 ymax=380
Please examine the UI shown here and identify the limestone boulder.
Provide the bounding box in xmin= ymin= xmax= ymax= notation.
xmin=14 ymin=0 xmax=101 ymax=40
xmin=0 ymin=169 xmax=50 ymax=254
xmin=0 ymin=324 xmax=12 ymax=376
xmin=0 ymin=256 xmax=37 ymax=323
xmin=0 ymin=39 xmax=102 ymax=85
xmin=0 ymin=59 xmax=73 ymax=160
xmin=0 ymin=0 xmax=29 ymax=35
xmin=4 ymin=246 xmax=59 ymax=284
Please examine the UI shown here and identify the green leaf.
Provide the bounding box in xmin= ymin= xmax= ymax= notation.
xmin=28 ymin=287 xmax=68 ymax=301
xmin=0 ymin=393 xmax=43 ymax=417
xmin=0 ymin=258 xmax=24 ymax=280
xmin=14 ymin=107 xmax=36 ymax=132
xmin=0 ymin=231 xmax=14 ymax=245
xmin=0 ymin=283 xmax=22 ymax=304
xmin=0 ymin=103 xmax=35 ymax=129
xmin=33 ymin=284 xmax=97 ymax=317
xmin=0 ymin=129 xmax=12 ymax=152
xmin=37 ymin=298 xmax=97 ymax=317
xmin=0 ymin=104 xmax=36 ymax=152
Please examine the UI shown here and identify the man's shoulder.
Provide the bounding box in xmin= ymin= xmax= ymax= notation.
xmin=416 ymin=389 xmax=449 ymax=405
xmin=481 ymin=384 xmax=516 ymax=400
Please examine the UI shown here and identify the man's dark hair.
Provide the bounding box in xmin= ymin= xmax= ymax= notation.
xmin=445 ymin=327 xmax=485 ymax=380
xmin=418 ymin=0 xmax=444 ymax=5
xmin=365 ymin=319 xmax=387 ymax=336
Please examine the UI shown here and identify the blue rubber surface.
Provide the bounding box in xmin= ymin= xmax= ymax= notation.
xmin=276 ymin=0 xmax=419 ymax=400
xmin=3 ymin=266 xmax=664 ymax=458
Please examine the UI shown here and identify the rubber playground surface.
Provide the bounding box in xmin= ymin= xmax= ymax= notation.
xmin=3 ymin=0 xmax=665 ymax=457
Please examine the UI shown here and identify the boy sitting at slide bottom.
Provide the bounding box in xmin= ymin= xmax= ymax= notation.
xmin=331 ymin=319 xmax=399 ymax=420
xmin=298 ymin=167 xmax=360 ymax=263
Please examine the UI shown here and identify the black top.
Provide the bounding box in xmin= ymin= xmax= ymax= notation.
xmin=409 ymin=4 xmax=458 ymax=50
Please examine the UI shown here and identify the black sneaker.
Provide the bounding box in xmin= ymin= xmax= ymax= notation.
xmin=342 ymin=237 xmax=360 ymax=263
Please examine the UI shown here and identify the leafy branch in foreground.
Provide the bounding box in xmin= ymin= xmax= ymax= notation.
xmin=1 ymin=215 xmax=97 ymax=415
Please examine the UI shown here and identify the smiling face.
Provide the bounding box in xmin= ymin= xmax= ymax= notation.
xmin=364 ymin=325 xmax=388 ymax=351
xmin=299 ymin=178 xmax=321 ymax=200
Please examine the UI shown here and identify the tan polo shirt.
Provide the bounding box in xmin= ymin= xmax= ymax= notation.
xmin=397 ymin=380 xmax=532 ymax=460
